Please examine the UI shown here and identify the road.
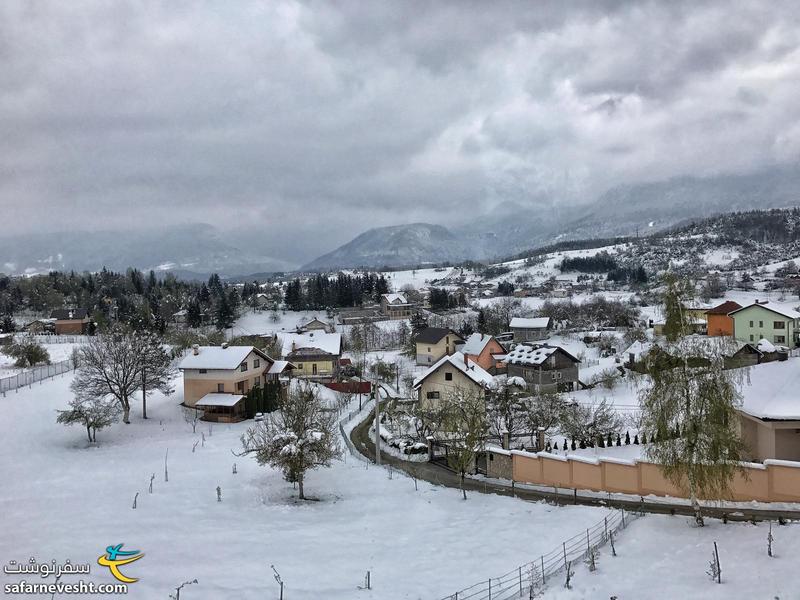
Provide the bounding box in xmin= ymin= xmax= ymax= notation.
xmin=350 ymin=403 xmax=800 ymax=523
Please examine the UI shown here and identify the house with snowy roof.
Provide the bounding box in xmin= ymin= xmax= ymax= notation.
xmin=509 ymin=317 xmax=551 ymax=343
xmin=178 ymin=344 xmax=294 ymax=421
xmin=503 ymin=343 xmax=580 ymax=392
xmin=460 ymin=332 xmax=507 ymax=374
xmin=414 ymin=327 xmax=464 ymax=365
xmin=737 ymin=360 xmax=800 ymax=462
xmin=298 ymin=317 xmax=334 ymax=333
xmin=282 ymin=331 xmax=342 ymax=380
xmin=380 ymin=293 xmax=417 ymax=319
xmin=729 ymin=300 xmax=800 ymax=347
xmin=412 ymin=351 xmax=495 ymax=409
xmin=50 ymin=308 xmax=91 ymax=335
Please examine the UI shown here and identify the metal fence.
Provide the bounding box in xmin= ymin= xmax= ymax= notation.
xmin=0 ymin=359 xmax=76 ymax=395
xmin=438 ymin=508 xmax=638 ymax=600
xmin=23 ymin=334 xmax=93 ymax=344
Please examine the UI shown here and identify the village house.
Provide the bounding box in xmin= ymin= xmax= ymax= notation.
xmin=729 ymin=301 xmax=800 ymax=346
xmin=509 ymin=317 xmax=551 ymax=343
xmin=414 ymin=327 xmax=464 ymax=366
xmin=24 ymin=318 xmax=56 ymax=334
xmin=298 ymin=317 xmax=335 ymax=333
xmin=380 ymin=293 xmax=416 ymax=319
xmin=178 ymin=344 xmax=292 ymax=421
xmin=460 ymin=332 xmax=507 ymax=374
xmin=50 ymin=309 xmax=91 ymax=335
xmin=412 ymin=351 xmax=495 ymax=409
xmin=737 ymin=360 xmax=800 ymax=462
xmin=706 ymin=300 xmax=742 ymax=337
xmin=503 ymin=343 xmax=581 ymax=392
xmin=282 ymin=331 xmax=342 ymax=380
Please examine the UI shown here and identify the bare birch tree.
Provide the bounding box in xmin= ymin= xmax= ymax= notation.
xmin=440 ymin=386 xmax=488 ymax=500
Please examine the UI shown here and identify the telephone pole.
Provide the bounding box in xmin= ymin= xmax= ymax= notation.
xmin=373 ymin=381 xmax=381 ymax=465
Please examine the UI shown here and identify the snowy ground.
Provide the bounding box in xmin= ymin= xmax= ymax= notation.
xmin=0 ymin=342 xmax=81 ymax=378
xmin=545 ymin=514 xmax=800 ymax=599
xmin=0 ymin=373 xmax=611 ymax=600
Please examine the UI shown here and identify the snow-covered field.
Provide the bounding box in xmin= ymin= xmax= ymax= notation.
xmin=0 ymin=374 xmax=609 ymax=599
xmin=0 ymin=342 xmax=81 ymax=378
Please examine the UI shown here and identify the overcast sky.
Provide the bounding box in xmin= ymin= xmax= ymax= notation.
xmin=2 ymin=1 xmax=800 ymax=262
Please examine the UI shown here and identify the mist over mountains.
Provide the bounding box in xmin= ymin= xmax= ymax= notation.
xmin=2 ymin=166 xmax=799 ymax=277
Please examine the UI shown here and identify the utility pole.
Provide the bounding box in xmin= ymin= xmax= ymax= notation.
xmin=373 ymin=381 xmax=381 ymax=465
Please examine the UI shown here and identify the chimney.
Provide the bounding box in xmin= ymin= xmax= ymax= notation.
xmin=192 ymin=344 xmax=199 ymax=356
xmin=222 ymin=342 xmax=229 ymax=349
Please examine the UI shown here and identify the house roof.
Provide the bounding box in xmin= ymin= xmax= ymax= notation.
xmin=194 ymin=393 xmax=245 ymax=408
xmin=510 ymin=317 xmax=551 ymax=329
xmin=728 ymin=302 xmax=800 ymax=320
xmin=706 ymin=300 xmax=743 ymax=315
xmin=461 ymin=332 xmax=496 ymax=356
xmin=179 ymin=346 xmax=270 ymax=370
xmin=50 ymin=308 xmax=88 ymax=320
xmin=282 ymin=332 xmax=342 ymax=357
xmin=738 ymin=360 xmax=800 ymax=420
xmin=381 ymin=293 xmax=409 ymax=304
xmin=414 ymin=327 xmax=461 ymax=345
xmin=504 ymin=343 xmax=580 ymax=366
xmin=413 ymin=351 xmax=495 ymax=389
xmin=267 ymin=360 xmax=295 ymax=374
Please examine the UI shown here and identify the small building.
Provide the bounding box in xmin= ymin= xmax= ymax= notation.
xmin=738 ymin=360 xmax=800 ymax=462
xmin=178 ymin=344 xmax=279 ymax=409
xmin=706 ymin=300 xmax=742 ymax=337
xmin=50 ymin=309 xmax=91 ymax=335
xmin=24 ymin=319 xmax=56 ymax=334
xmin=509 ymin=317 xmax=551 ymax=343
xmin=460 ymin=332 xmax=507 ymax=374
xmin=193 ymin=393 xmax=247 ymax=423
xmin=412 ymin=351 xmax=495 ymax=409
xmin=298 ymin=317 xmax=334 ymax=333
xmin=414 ymin=327 xmax=464 ymax=366
xmin=503 ymin=343 xmax=581 ymax=392
xmin=282 ymin=331 xmax=342 ymax=380
xmin=380 ymin=293 xmax=416 ymax=319
xmin=729 ymin=301 xmax=800 ymax=346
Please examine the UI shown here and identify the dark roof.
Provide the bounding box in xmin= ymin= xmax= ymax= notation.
xmin=414 ymin=327 xmax=462 ymax=344
xmin=706 ymin=300 xmax=742 ymax=315
xmin=50 ymin=308 xmax=88 ymax=320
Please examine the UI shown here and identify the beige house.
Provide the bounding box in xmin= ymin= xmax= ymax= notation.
xmin=414 ymin=327 xmax=464 ymax=366
xmin=380 ymin=293 xmax=416 ymax=319
xmin=298 ymin=317 xmax=334 ymax=333
xmin=282 ymin=331 xmax=342 ymax=380
xmin=178 ymin=344 xmax=280 ymax=410
xmin=737 ymin=360 xmax=800 ymax=462
xmin=412 ymin=351 xmax=495 ymax=409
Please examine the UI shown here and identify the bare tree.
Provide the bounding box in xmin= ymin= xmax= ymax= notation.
xmin=137 ymin=331 xmax=175 ymax=419
xmin=440 ymin=386 xmax=488 ymax=500
xmin=525 ymin=391 xmax=568 ymax=442
xmin=183 ymin=406 xmax=201 ymax=433
xmin=57 ymin=395 xmax=120 ymax=442
xmin=71 ymin=330 xmax=142 ymax=424
xmin=560 ymin=398 xmax=622 ymax=447
xmin=240 ymin=383 xmax=341 ymax=500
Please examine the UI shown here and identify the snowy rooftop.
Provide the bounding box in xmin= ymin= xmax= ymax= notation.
xmin=730 ymin=301 xmax=800 ymax=320
xmin=413 ymin=352 xmax=495 ymax=389
xmin=179 ymin=346 xmax=259 ymax=370
xmin=282 ymin=332 xmax=342 ymax=357
xmin=510 ymin=317 xmax=550 ymax=329
xmin=194 ymin=393 xmax=245 ymax=407
xmin=504 ymin=344 xmax=565 ymax=366
xmin=461 ymin=332 xmax=494 ymax=356
xmin=381 ymin=293 xmax=409 ymax=304
xmin=267 ymin=360 xmax=294 ymax=374
xmin=739 ymin=360 xmax=800 ymax=420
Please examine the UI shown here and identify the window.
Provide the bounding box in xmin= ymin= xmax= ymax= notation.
xmin=217 ymin=383 xmax=224 ymax=392
xmin=759 ymin=321 xmax=764 ymax=328
xmin=236 ymin=381 xmax=244 ymax=392
xmin=445 ymin=372 xmax=453 ymax=381
xmin=254 ymin=358 xmax=260 ymax=368
xmin=199 ymin=369 xmax=207 ymax=374
xmin=253 ymin=377 xmax=261 ymax=387
xmin=551 ymin=372 xmax=563 ymax=381
xmin=428 ymin=356 xmax=432 ymax=363
xmin=775 ymin=335 xmax=786 ymax=344
xmin=427 ymin=347 xmax=431 ymax=352
xmin=426 ymin=391 xmax=440 ymax=400
xmin=749 ymin=335 xmax=754 ymax=342
xmin=749 ymin=320 xmax=754 ymax=327
xmin=774 ymin=321 xmax=785 ymax=329
xmin=312 ymin=364 xmax=317 ymax=375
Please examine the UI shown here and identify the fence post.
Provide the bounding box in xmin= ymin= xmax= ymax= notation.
xmin=541 ymin=555 xmax=545 ymax=584
xmin=563 ymin=542 xmax=567 ymax=570
xmin=586 ymin=529 xmax=590 ymax=553
xmin=604 ymin=516 xmax=608 ymax=542
xmin=518 ymin=566 xmax=522 ymax=594
xmin=488 ymin=578 xmax=491 ymax=600
xmin=621 ymin=507 xmax=626 ymax=528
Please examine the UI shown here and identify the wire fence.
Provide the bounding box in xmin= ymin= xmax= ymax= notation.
xmin=22 ymin=334 xmax=94 ymax=344
xmin=0 ymin=358 xmax=76 ymax=395
xmin=438 ymin=508 xmax=638 ymax=600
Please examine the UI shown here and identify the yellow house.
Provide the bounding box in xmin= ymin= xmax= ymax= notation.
xmin=282 ymin=331 xmax=342 ymax=380
xmin=178 ymin=344 xmax=278 ymax=410
xmin=412 ymin=351 xmax=495 ymax=410
xmin=414 ymin=327 xmax=464 ymax=366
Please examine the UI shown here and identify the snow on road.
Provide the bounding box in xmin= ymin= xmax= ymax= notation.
xmin=0 ymin=374 xmax=608 ymax=599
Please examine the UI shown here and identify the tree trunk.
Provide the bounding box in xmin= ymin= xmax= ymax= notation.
xmin=92 ymin=427 xmax=97 ymax=443
xmin=122 ymin=399 xmax=131 ymax=424
xmin=86 ymin=425 xmax=92 ymax=443
xmin=461 ymin=471 xmax=467 ymax=500
xmin=298 ymin=476 xmax=305 ymax=500
xmin=688 ymin=477 xmax=704 ymax=526
xmin=142 ymin=370 xmax=148 ymax=419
